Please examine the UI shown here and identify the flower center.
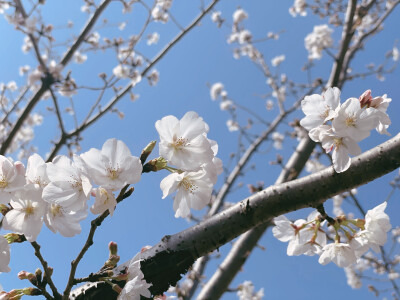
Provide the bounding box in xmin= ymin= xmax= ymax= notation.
xmin=107 ymin=164 xmax=121 ymax=180
xmin=69 ymin=175 xmax=83 ymax=191
xmin=320 ymin=107 xmax=330 ymax=119
xmin=333 ymin=138 xmax=343 ymax=149
xmin=345 ymin=116 xmax=356 ymax=127
xmin=50 ymin=204 xmax=63 ymax=217
xmin=0 ymin=175 xmax=8 ymax=189
xmin=24 ymin=202 xmax=35 ymax=216
xmin=179 ymin=177 xmax=198 ymax=194
xmin=171 ymin=136 xmax=189 ymax=150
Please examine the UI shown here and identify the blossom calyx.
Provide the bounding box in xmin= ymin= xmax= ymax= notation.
xmin=4 ymin=233 xmax=26 ymax=244
xmin=143 ymin=157 xmax=167 ymax=173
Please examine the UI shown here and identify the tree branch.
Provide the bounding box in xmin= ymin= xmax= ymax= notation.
xmin=136 ymin=132 xmax=400 ymax=297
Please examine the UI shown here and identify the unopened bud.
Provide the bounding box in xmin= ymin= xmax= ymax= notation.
xmin=22 ymin=287 xmax=41 ymax=296
xmin=142 ymin=157 xmax=167 ymax=173
xmin=359 ymin=89 xmax=372 ymax=108
xmin=18 ymin=271 xmax=37 ymax=285
xmin=35 ymin=268 xmax=42 ymax=284
xmin=109 ymin=241 xmax=118 ymax=256
xmin=140 ymin=141 xmax=156 ymax=164
xmin=45 ymin=267 xmax=53 ymax=277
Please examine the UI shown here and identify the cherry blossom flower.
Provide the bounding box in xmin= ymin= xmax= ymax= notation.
xmin=393 ymin=46 xmax=399 ymax=61
xmin=359 ymin=92 xmax=391 ymax=135
xmin=320 ymin=130 xmax=361 ymax=173
xmin=42 ymin=155 xmax=92 ymax=212
xmin=352 ymin=202 xmax=391 ymax=255
xmin=300 ymin=87 xmax=340 ymax=131
xmin=147 ymin=32 xmax=160 ymax=45
xmin=25 ymin=153 xmax=49 ymax=190
xmin=304 ymin=24 xmax=333 ymax=60
xmin=81 ymin=138 xmax=142 ymax=191
xmin=117 ymin=253 xmax=152 ymax=300
xmin=318 ymin=242 xmax=357 ymax=268
xmin=113 ymin=65 xmax=130 ymax=79
xmin=210 ymin=82 xmax=225 ymax=100
xmin=44 ymin=203 xmax=87 ymax=237
xmin=272 ymin=132 xmax=284 ymax=149
xmin=237 ymin=281 xmax=264 ymax=300
xmin=2 ymin=191 xmax=46 ymax=242
xmin=0 ymin=235 xmax=11 ymax=273
xmin=233 ymin=8 xmax=248 ymax=24
xmin=289 ymin=0 xmax=307 ymax=17
xmin=160 ymin=168 xmax=213 ymax=218
xmin=0 ymin=156 xmax=26 ymax=204
xmin=73 ymin=51 xmax=87 ymax=64
xmin=90 ymin=187 xmax=117 ymax=216
xmin=332 ymin=97 xmax=379 ymax=142
xmin=156 ymin=112 xmax=214 ymax=170
xmin=272 ymin=215 xmax=299 ymax=242
xmin=271 ymin=55 xmax=285 ymax=67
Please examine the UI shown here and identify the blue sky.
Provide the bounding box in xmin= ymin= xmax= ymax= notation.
xmin=1 ymin=1 xmax=400 ymax=299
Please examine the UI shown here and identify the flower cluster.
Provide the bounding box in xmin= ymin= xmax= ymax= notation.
xmin=156 ymin=111 xmax=222 ymax=218
xmin=237 ymin=281 xmax=264 ymax=300
xmin=273 ymin=202 xmax=391 ymax=268
xmin=300 ymin=87 xmax=391 ymax=172
xmin=117 ymin=251 xmax=152 ymax=300
xmin=304 ymin=24 xmax=333 ymax=60
xmin=0 ymin=138 xmax=142 ymax=272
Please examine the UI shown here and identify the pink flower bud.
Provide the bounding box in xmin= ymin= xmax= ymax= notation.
xmin=359 ymin=89 xmax=372 ymax=108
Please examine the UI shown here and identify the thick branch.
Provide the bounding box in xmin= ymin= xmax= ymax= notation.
xmin=138 ymin=132 xmax=400 ymax=296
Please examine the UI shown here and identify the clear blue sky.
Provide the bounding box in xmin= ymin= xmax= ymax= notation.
xmin=1 ymin=1 xmax=400 ymax=299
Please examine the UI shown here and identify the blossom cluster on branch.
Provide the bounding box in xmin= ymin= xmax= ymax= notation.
xmin=300 ymin=87 xmax=391 ymax=172
xmin=273 ymin=202 xmax=392 ymax=268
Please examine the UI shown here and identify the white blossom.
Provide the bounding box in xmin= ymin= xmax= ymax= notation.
xmin=0 ymin=156 xmax=26 ymax=204
xmin=25 ymin=153 xmax=49 ymax=190
xmin=2 ymin=190 xmax=46 ymax=242
xmin=304 ymin=24 xmax=333 ymax=60
xmin=156 ymin=111 xmax=214 ymax=170
xmin=319 ymin=127 xmax=361 ymax=173
xmin=344 ymin=266 xmax=362 ymax=289
xmin=233 ymin=8 xmax=248 ymax=24
xmin=0 ymin=236 xmax=11 ymax=273
xmin=237 ymin=281 xmax=264 ymax=300
xmin=289 ymin=0 xmax=307 ymax=17
xmin=211 ymin=11 xmax=222 ymax=24
xmin=392 ymin=46 xmax=399 ymax=61
xmin=272 ymin=132 xmax=284 ymax=150
xmin=81 ymin=138 xmax=142 ymax=191
xmin=226 ymin=119 xmax=240 ymax=132
xmin=44 ymin=203 xmax=87 ymax=237
xmin=210 ymin=82 xmax=225 ymax=100
xmin=42 ymin=155 xmax=92 ymax=212
xmin=300 ymin=87 xmax=340 ymax=131
xmin=319 ymin=242 xmax=357 ymax=268
xmin=90 ymin=187 xmax=117 ymax=216
xmin=74 ymin=51 xmax=87 ymax=64
xmin=147 ymin=32 xmax=160 ymax=45
xmin=332 ymin=98 xmax=379 ymax=142
xmin=113 ymin=65 xmax=130 ymax=79
xmin=271 ymin=55 xmax=285 ymax=67
xmin=160 ymin=168 xmax=213 ymax=218
xmin=117 ymin=253 xmax=152 ymax=300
